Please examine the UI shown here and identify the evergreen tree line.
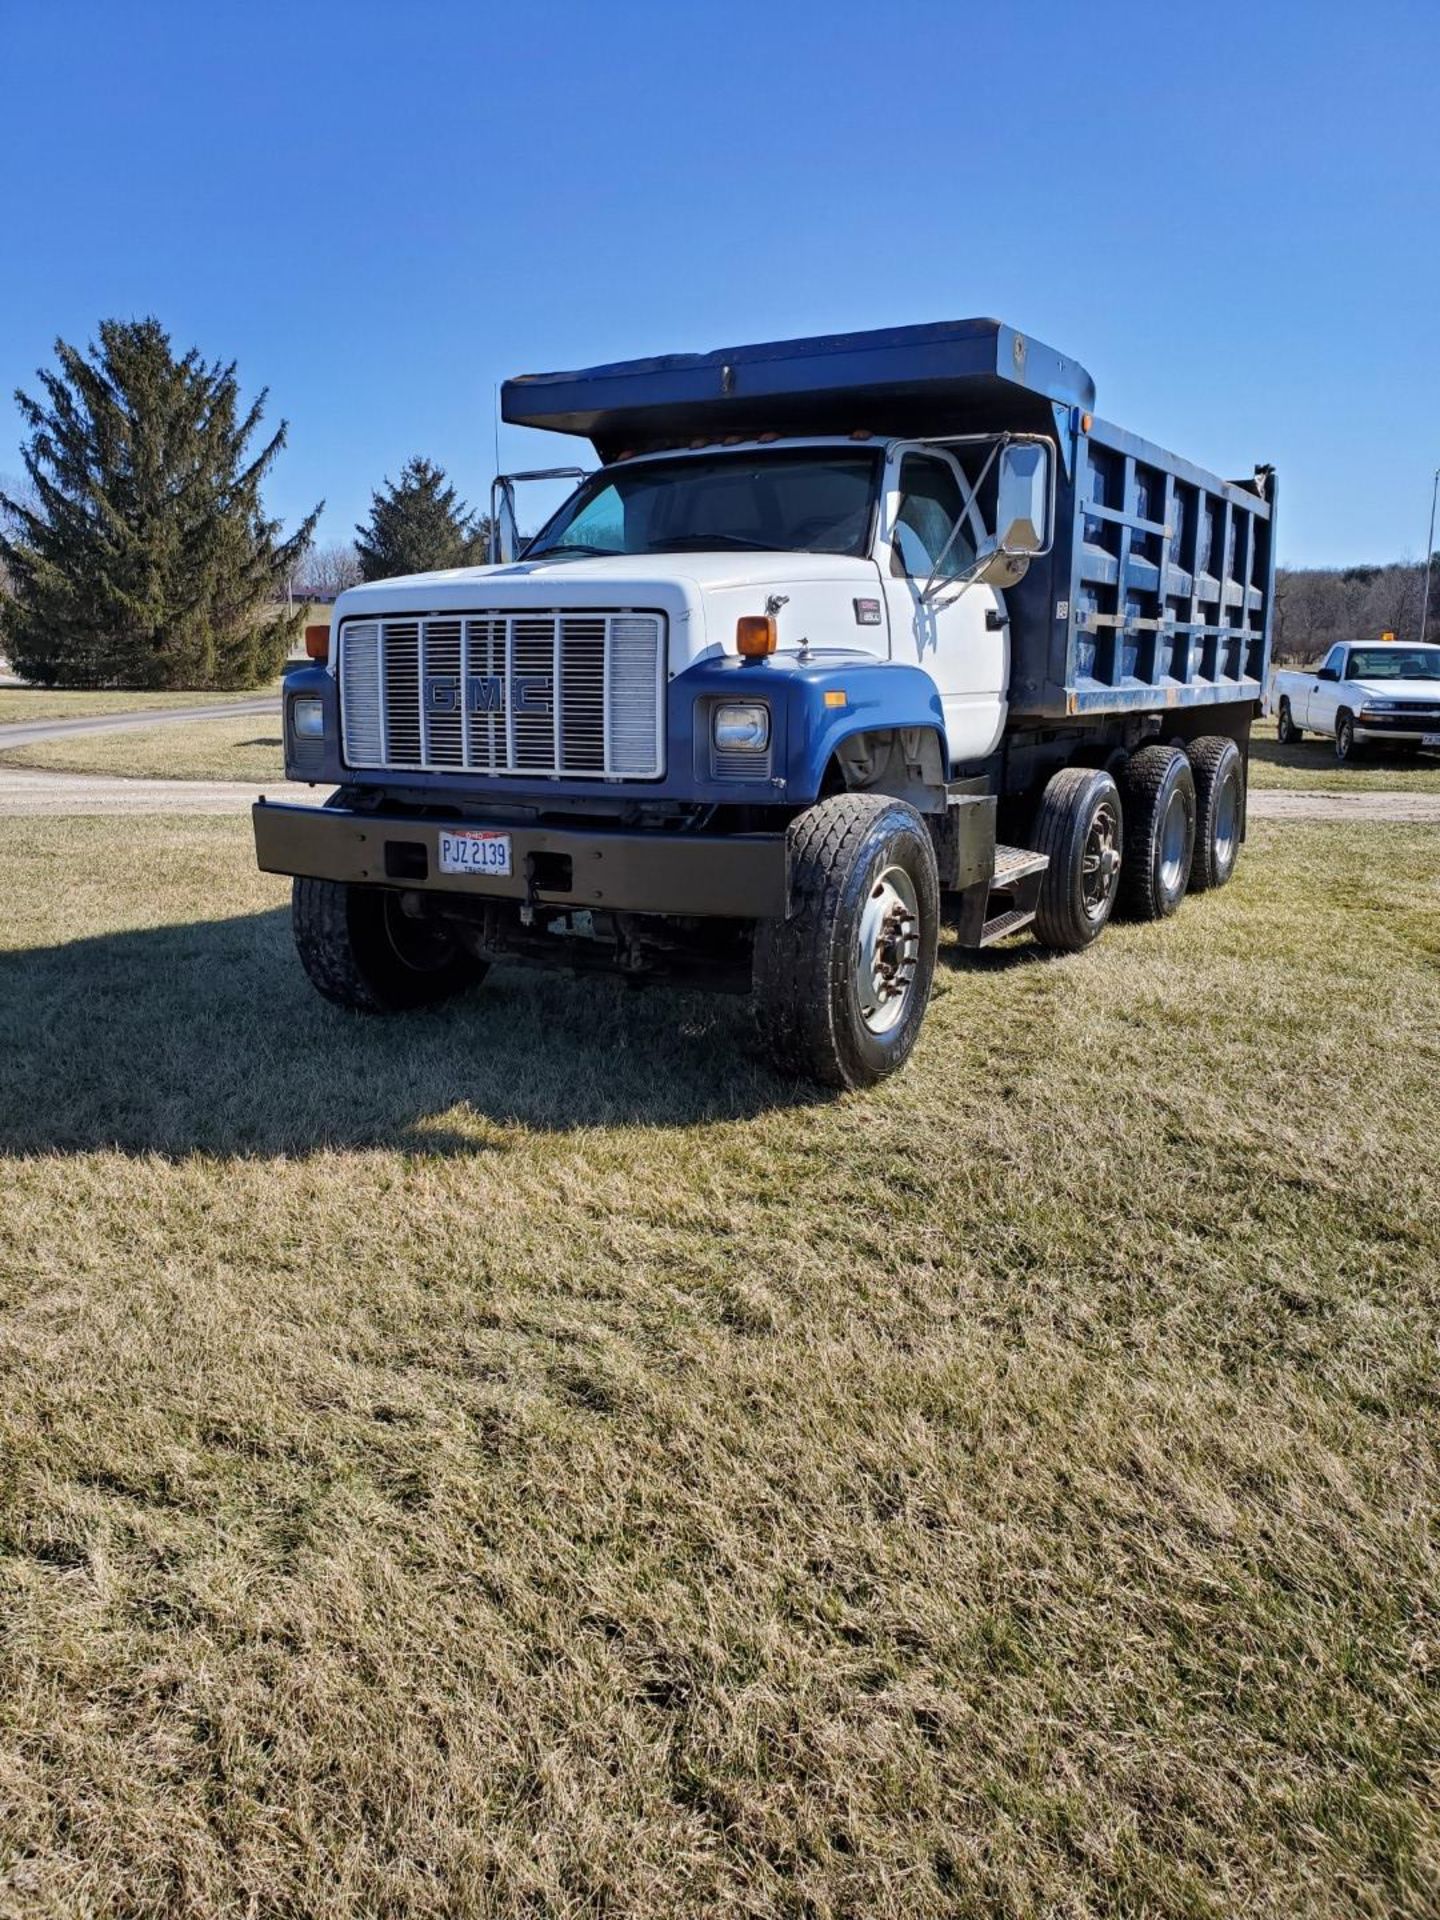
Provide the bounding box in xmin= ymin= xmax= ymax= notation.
xmin=0 ymin=319 xmax=493 ymax=689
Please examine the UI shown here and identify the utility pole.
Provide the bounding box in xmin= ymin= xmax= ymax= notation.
xmin=1422 ymin=466 xmax=1440 ymax=646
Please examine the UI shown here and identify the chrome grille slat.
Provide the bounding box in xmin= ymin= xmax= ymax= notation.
xmin=338 ymin=610 xmax=663 ymax=779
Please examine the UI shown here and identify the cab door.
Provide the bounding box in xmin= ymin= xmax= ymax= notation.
xmin=1304 ymin=645 xmax=1346 ymax=728
xmin=878 ymin=444 xmax=1006 ymax=767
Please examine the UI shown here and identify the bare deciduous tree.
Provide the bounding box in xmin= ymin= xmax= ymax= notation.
xmin=292 ymin=540 xmax=362 ymax=599
xmin=1273 ymin=557 xmax=1437 ymax=662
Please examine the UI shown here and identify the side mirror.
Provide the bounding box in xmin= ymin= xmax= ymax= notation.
xmin=489 ymin=478 xmax=520 ymax=565
xmin=1316 ymin=666 xmax=1338 ymax=682
xmin=993 ymin=440 xmax=1053 ymax=556
xmin=964 ymin=438 xmax=1054 ymax=589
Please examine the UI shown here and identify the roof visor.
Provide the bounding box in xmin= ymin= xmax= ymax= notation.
xmin=502 ymin=319 xmax=1097 ymax=459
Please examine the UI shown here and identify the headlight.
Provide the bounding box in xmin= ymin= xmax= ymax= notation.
xmin=291 ymin=695 xmax=325 ymax=739
xmin=713 ymin=702 xmax=770 ymax=751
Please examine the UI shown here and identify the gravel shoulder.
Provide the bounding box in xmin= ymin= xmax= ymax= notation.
xmin=1247 ymin=787 xmax=1440 ymax=823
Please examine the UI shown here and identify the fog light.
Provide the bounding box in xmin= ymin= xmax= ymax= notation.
xmin=291 ymin=695 xmax=325 ymax=739
xmin=713 ymin=702 xmax=770 ymax=751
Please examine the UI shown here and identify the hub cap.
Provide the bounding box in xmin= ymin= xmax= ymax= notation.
xmin=854 ymin=865 xmax=920 ymax=1035
xmin=1081 ymin=800 xmax=1121 ymax=918
xmin=1214 ymin=773 xmax=1239 ymax=868
xmin=1159 ymin=788 xmax=1189 ymax=895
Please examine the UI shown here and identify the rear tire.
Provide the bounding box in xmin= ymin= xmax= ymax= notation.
xmin=1186 ymin=736 xmax=1244 ymax=892
xmin=752 ymin=793 xmax=939 ymax=1090
xmin=1276 ymin=698 xmax=1302 ymax=745
xmin=292 ymin=878 xmax=487 ymax=1012
xmin=1118 ymin=745 xmax=1196 ymax=921
xmin=1031 ymin=766 xmax=1123 ymax=951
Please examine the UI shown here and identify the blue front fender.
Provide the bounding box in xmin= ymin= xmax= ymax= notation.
xmin=671 ymin=652 xmax=947 ymax=804
xmin=284 ymin=650 xmax=949 ymax=809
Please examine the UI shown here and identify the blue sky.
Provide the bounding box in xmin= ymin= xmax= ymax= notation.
xmin=3 ymin=0 xmax=1437 ymax=567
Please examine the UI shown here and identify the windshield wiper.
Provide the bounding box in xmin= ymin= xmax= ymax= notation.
xmin=524 ymin=543 xmax=624 ymax=560
xmin=647 ymin=533 xmax=782 ymax=552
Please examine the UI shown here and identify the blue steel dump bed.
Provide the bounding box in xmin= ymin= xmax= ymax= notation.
xmin=503 ymin=321 xmax=1274 ymax=721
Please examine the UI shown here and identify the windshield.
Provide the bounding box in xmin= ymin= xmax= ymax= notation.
xmin=1345 ymin=647 xmax=1440 ymax=680
xmin=524 ymin=447 xmax=882 ymax=561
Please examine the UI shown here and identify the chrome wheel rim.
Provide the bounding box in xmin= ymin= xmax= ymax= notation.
xmin=854 ymin=865 xmax=920 ymax=1035
xmin=1081 ymin=799 xmax=1121 ymax=919
xmin=1159 ymin=789 xmax=1189 ymax=895
xmin=1214 ymin=772 xmax=1240 ymax=868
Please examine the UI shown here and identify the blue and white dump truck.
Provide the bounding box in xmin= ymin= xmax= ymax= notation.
xmin=256 ymin=320 xmax=1275 ymax=1088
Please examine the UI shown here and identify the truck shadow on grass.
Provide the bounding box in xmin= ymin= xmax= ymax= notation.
xmin=0 ymin=908 xmax=827 ymax=1158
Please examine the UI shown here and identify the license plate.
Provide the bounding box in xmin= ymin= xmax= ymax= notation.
xmin=1423 ymin=733 xmax=1440 ymax=748
xmin=437 ymin=829 xmax=512 ymax=877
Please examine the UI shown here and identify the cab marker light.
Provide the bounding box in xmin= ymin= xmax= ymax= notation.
xmin=736 ymin=615 xmax=777 ymax=658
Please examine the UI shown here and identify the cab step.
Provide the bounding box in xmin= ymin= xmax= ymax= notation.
xmin=990 ymin=843 xmax=1049 ymax=886
xmin=979 ymin=904 xmax=1038 ymax=946
xmin=978 ymin=844 xmax=1049 ymax=946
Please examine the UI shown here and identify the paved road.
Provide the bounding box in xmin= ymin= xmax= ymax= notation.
xmin=1 ymin=763 xmax=1436 ymax=825
xmin=0 ymin=696 xmax=278 ymax=752
xmin=0 ymin=768 xmax=329 ymax=816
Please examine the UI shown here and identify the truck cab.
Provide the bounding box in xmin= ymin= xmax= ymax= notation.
xmin=258 ymin=320 xmax=1274 ymax=1089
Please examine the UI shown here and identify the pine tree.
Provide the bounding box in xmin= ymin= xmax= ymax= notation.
xmin=0 ymin=319 xmax=320 ymax=689
xmin=355 ymin=457 xmax=488 ymax=581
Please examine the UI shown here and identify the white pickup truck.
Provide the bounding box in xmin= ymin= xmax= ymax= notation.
xmin=1271 ymin=642 xmax=1440 ymax=762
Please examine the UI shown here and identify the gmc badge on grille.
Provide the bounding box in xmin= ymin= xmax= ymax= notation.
xmin=424 ymin=674 xmax=553 ymax=717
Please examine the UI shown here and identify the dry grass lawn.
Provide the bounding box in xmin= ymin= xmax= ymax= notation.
xmin=0 ymin=688 xmax=280 ymax=726
xmin=0 ymin=716 xmax=284 ymax=784
xmin=1248 ymin=716 xmax=1440 ymax=792
xmin=0 ymin=813 xmax=1437 ymax=1918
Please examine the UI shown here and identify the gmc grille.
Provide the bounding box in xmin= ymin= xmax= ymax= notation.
xmin=338 ymin=612 xmax=665 ymax=779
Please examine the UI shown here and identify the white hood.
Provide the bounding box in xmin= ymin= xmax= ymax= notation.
xmin=330 ymin=550 xmax=890 ymax=674
xmin=1346 ymin=677 xmax=1440 ymax=701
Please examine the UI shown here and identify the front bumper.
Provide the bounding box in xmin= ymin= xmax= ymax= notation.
xmin=253 ymin=800 xmax=789 ymax=919
xmin=1355 ymin=717 xmax=1440 ymax=743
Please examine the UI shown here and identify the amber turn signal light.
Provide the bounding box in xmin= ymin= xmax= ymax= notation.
xmin=304 ymin=623 xmax=330 ymax=662
xmin=736 ymin=615 xmax=777 ymax=658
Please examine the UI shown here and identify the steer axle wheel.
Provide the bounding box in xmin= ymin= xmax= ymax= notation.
xmin=753 ymin=793 xmax=939 ymax=1090
xmin=292 ymin=877 xmax=487 ymax=1013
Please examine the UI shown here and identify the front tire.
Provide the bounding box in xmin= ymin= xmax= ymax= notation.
xmin=1118 ymin=745 xmax=1196 ymax=921
xmin=292 ymin=878 xmax=487 ymax=1013
xmin=1031 ymin=766 xmax=1123 ymax=951
xmin=1186 ymin=736 xmax=1244 ymax=892
xmin=1276 ymin=698 xmax=1302 ymax=745
xmin=1335 ymin=710 xmax=1358 ymax=764
xmin=752 ymin=793 xmax=939 ymax=1090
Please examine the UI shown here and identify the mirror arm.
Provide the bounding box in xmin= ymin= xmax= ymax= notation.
xmin=488 ymin=467 xmax=593 ymax=563
xmin=920 ymin=439 xmax=1004 ymax=606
